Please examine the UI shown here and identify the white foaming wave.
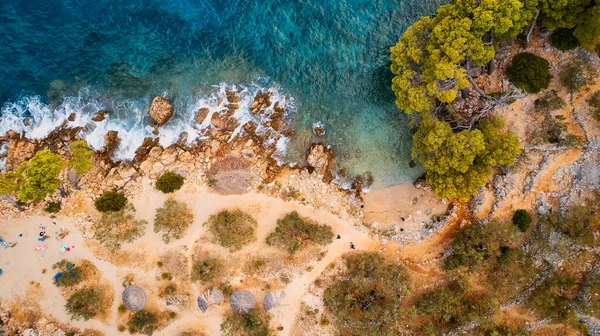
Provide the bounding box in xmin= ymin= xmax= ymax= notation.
xmin=0 ymin=82 xmax=296 ymax=164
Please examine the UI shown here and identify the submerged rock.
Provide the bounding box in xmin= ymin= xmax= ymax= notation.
xmin=313 ymin=124 xmax=325 ymax=136
xmin=149 ymin=96 xmax=174 ymax=125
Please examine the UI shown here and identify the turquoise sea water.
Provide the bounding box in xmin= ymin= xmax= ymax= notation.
xmin=0 ymin=0 xmax=443 ymax=187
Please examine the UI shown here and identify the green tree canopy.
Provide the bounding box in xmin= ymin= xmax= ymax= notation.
xmin=506 ymin=52 xmax=552 ymax=94
xmin=573 ymin=5 xmax=600 ymax=50
xmin=69 ymin=140 xmax=94 ymax=177
xmin=412 ymin=117 xmax=520 ymax=201
xmin=0 ymin=150 xmax=64 ymax=202
xmin=390 ymin=0 xmax=535 ymax=114
xmin=539 ymin=0 xmax=592 ymax=29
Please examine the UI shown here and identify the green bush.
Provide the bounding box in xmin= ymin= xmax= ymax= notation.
xmin=415 ymin=279 xmax=496 ymax=332
xmin=266 ymin=211 xmax=333 ymax=254
xmin=541 ymin=199 xmax=600 ymax=247
xmin=191 ymin=257 xmax=223 ymax=284
xmin=52 ymin=259 xmax=84 ymax=287
xmin=550 ymin=28 xmax=580 ymax=51
xmin=94 ymin=191 xmax=127 ymax=213
xmin=506 ymin=53 xmax=552 ymax=94
xmin=65 ymin=288 xmax=102 ymax=321
xmin=69 ymin=140 xmax=94 ymax=177
xmin=561 ymin=61 xmax=595 ymax=93
xmin=93 ymin=203 xmax=147 ymax=250
xmin=44 ymin=202 xmax=61 ymax=213
xmin=221 ymin=309 xmax=273 ymax=336
xmin=324 ymin=252 xmax=410 ymax=335
xmin=154 ymin=198 xmax=194 ymax=243
xmin=445 ymin=221 xmax=514 ymax=270
xmin=205 ymin=209 xmax=257 ymax=252
xmin=118 ymin=304 xmax=127 ymax=314
xmin=127 ymin=310 xmax=158 ymax=335
xmin=526 ymin=273 xmax=578 ymax=324
xmin=512 ymin=209 xmax=532 ymax=232
xmin=155 ymin=172 xmax=184 ymax=193
xmin=587 ymin=91 xmax=600 ymax=121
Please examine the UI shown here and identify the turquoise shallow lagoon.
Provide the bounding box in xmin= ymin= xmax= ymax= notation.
xmin=0 ymin=0 xmax=444 ymax=187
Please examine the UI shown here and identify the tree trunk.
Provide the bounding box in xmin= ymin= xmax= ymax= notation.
xmin=525 ymin=9 xmax=540 ymax=49
xmin=487 ymin=58 xmax=495 ymax=75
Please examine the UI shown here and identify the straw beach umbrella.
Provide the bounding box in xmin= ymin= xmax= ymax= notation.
xmin=197 ymin=287 xmax=225 ymax=312
xmin=263 ymin=290 xmax=286 ymax=311
xmin=122 ymin=285 xmax=147 ymax=311
xmin=230 ymin=290 xmax=255 ymax=314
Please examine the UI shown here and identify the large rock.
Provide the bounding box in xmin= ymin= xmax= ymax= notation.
xmin=195 ymin=108 xmax=210 ymax=123
xmin=91 ymin=110 xmax=106 ymax=122
xmin=104 ymin=130 xmax=120 ymax=153
xmin=149 ymin=97 xmax=174 ymax=125
xmin=211 ymin=112 xmax=239 ymax=132
xmin=307 ymin=143 xmax=334 ymax=176
xmin=6 ymin=138 xmax=35 ymax=170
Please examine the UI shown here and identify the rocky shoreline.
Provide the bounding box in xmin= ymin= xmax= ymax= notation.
xmin=0 ymin=92 xmax=369 ymax=231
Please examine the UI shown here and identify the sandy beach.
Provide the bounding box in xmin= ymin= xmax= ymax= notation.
xmin=0 ymin=180 xmax=380 ymax=335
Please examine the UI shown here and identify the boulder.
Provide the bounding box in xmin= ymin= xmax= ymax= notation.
xmin=413 ymin=175 xmax=430 ymax=190
xmin=149 ymin=96 xmax=174 ymax=125
xmin=104 ymin=130 xmax=120 ymax=152
xmin=211 ymin=113 xmax=239 ymax=132
xmin=313 ymin=124 xmax=325 ymax=136
xmin=91 ymin=110 xmax=106 ymax=122
xmin=67 ymin=113 xmax=77 ymax=122
xmin=6 ymin=138 xmax=35 ymax=170
xmin=195 ymin=108 xmax=210 ymax=123
xmin=306 ymin=143 xmax=334 ymax=175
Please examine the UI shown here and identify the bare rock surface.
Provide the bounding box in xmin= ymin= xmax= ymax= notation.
xmin=149 ymin=96 xmax=174 ymax=125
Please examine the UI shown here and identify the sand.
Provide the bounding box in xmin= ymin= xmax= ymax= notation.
xmin=0 ymin=180 xmax=381 ymax=335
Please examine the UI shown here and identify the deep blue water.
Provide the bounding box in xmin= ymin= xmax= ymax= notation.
xmin=0 ymin=0 xmax=443 ymax=187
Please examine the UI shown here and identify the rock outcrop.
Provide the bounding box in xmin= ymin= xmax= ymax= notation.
xmin=307 ymin=143 xmax=334 ymax=177
xmin=149 ymin=96 xmax=174 ymax=125
xmin=91 ymin=110 xmax=107 ymax=122
xmin=195 ymin=108 xmax=210 ymax=123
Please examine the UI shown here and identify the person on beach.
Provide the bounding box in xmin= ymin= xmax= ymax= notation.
xmin=350 ymin=242 xmax=355 ymax=249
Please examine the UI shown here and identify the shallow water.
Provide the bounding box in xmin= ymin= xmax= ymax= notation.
xmin=0 ymin=0 xmax=443 ymax=187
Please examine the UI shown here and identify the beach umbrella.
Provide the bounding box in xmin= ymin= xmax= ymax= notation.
xmin=197 ymin=287 xmax=225 ymax=312
xmin=263 ymin=290 xmax=286 ymax=311
xmin=122 ymin=286 xmax=147 ymax=311
xmin=230 ymin=290 xmax=255 ymax=315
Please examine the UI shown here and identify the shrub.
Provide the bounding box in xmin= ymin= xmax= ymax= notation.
xmin=52 ymin=260 xmax=84 ymax=287
xmin=154 ymin=198 xmax=194 ymax=243
xmin=65 ymin=288 xmax=102 ymax=321
xmin=541 ymin=198 xmax=600 ymax=247
xmin=266 ymin=211 xmax=333 ymax=254
xmin=127 ymin=310 xmax=158 ymax=335
xmin=94 ymin=191 xmax=127 ymax=213
xmin=221 ymin=309 xmax=273 ymax=336
xmin=445 ymin=221 xmax=514 ymax=270
xmin=155 ymin=172 xmax=184 ymax=193
xmin=561 ymin=61 xmax=595 ymax=93
xmin=118 ymin=304 xmax=127 ymax=314
xmin=587 ymin=91 xmax=600 ymax=121
xmin=44 ymin=202 xmax=61 ymax=213
xmin=415 ymin=279 xmax=495 ymax=332
xmin=526 ymin=273 xmax=578 ymax=324
xmin=550 ymin=28 xmax=580 ymax=51
xmin=506 ymin=53 xmax=551 ymax=93
xmin=93 ymin=203 xmax=147 ymax=250
xmin=324 ymin=252 xmax=410 ymax=335
xmin=512 ymin=209 xmax=532 ymax=232
xmin=0 ymin=150 xmax=64 ymax=202
xmin=205 ymin=209 xmax=257 ymax=252
xmin=191 ymin=257 xmax=223 ymax=284
xmin=534 ymin=90 xmax=565 ymax=111
xmin=69 ymin=140 xmax=94 ymax=177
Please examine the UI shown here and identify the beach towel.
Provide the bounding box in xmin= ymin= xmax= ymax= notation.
xmin=59 ymin=244 xmax=68 ymax=253
xmin=0 ymin=236 xmax=9 ymax=249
